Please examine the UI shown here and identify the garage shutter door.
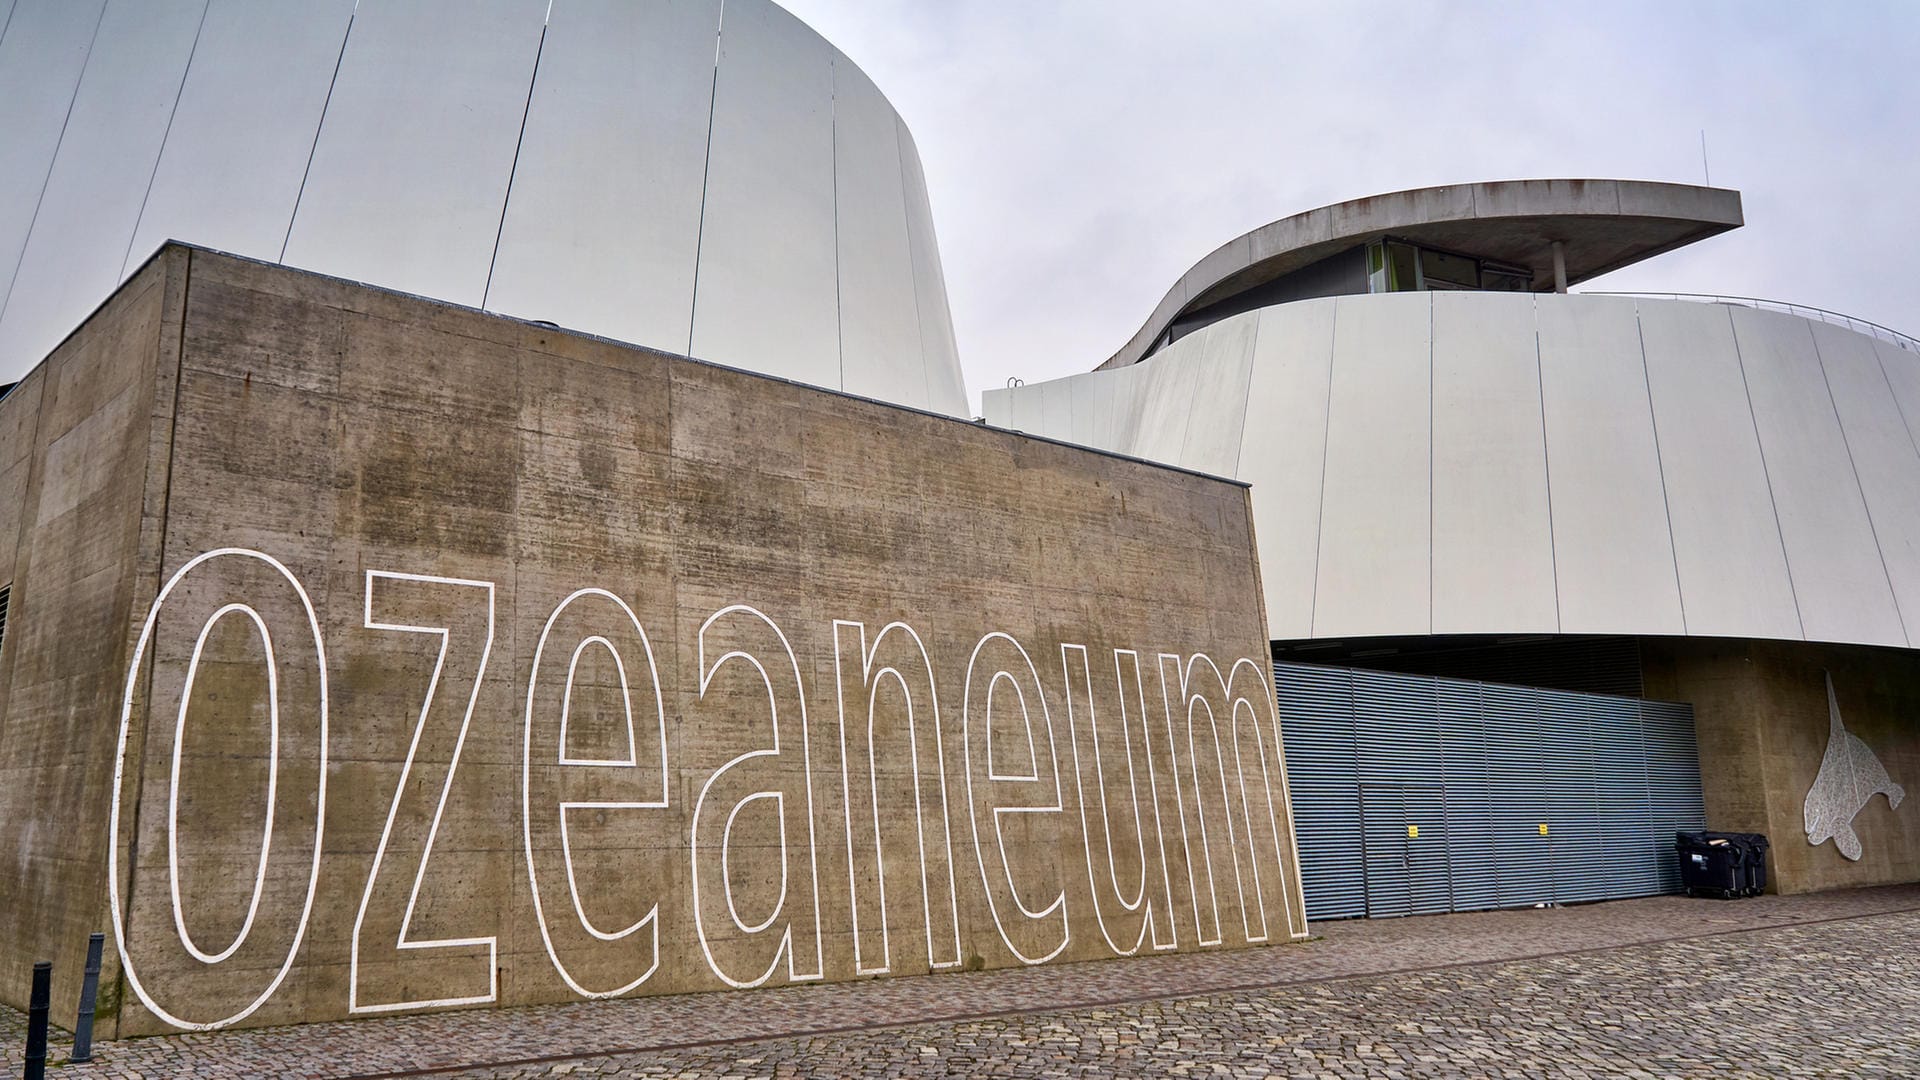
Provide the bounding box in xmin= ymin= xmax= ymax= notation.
xmin=1276 ymin=662 xmax=1707 ymax=921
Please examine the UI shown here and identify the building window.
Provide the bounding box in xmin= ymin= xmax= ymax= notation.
xmin=1367 ymin=238 xmax=1535 ymax=294
xmin=1366 ymin=240 xmax=1422 ymax=293
xmin=0 ymin=582 xmax=11 ymax=658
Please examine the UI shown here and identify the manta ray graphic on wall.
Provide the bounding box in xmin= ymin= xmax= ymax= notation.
xmin=1803 ymin=672 xmax=1905 ymax=861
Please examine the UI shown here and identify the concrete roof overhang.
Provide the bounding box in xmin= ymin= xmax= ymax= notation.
xmin=1098 ymin=178 xmax=1743 ymax=371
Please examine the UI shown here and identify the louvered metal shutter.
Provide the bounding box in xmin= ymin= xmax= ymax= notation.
xmin=1275 ymin=662 xmax=1706 ymax=921
xmin=1641 ymin=700 xmax=1709 ymax=893
xmin=1437 ymin=678 xmax=1498 ymax=911
xmin=1593 ymin=694 xmax=1661 ymax=900
xmin=1481 ymin=681 xmax=1553 ymax=908
xmin=1546 ymin=691 xmax=1610 ymax=904
xmin=1352 ymin=671 xmax=1451 ymax=916
xmin=1275 ymin=663 xmax=1365 ymax=919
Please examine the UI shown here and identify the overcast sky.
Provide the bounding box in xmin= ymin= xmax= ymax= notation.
xmin=780 ymin=1 xmax=1919 ymax=415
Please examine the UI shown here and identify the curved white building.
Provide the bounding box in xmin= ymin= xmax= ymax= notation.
xmin=988 ymin=179 xmax=1920 ymax=901
xmin=0 ymin=0 xmax=966 ymax=414
xmin=988 ymin=180 xmax=1920 ymax=651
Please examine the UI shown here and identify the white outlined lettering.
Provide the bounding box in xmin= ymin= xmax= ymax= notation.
xmin=524 ymin=588 xmax=669 ymax=998
xmin=1061 ymin=644 xmax=1176 ymax=956
xmin=962 ymin=632 xmax=1069 ymax=965
xmin=690 ymin=605 xmax=824 ymax=989
xmin=1180 ymin=654 xmax=1266 ymax=944
xmin=1154 ymin=653 xmax=1215 ymax=946
xmin=1231 ymin=656 xmax=1308 ymax=941
xmin=108 ymin=549 xmax=329 ymax=1031
xmin=832 ymin=620 xmax=962 ymax=975
xmin=170 ymin=605 xmax=278 ymax=965
xmin=350 ymin=572 xmax=497 ymax=1014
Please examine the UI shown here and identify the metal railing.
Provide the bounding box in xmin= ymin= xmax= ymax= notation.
xmin=1582 ymin=291 xmax=1920 ymax=354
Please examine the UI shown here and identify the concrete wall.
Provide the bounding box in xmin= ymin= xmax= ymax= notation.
xmin=1645 ymin=638 xmax=1920 ymax=894
xmin=0 ymin=249 xmax=183 ymax=1034
xmin=1 ymin=247 xmax=1303 ymax=1036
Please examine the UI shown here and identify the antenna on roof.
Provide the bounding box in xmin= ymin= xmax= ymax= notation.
xmin=1700 ymin=130 xmax=1711 ymax=187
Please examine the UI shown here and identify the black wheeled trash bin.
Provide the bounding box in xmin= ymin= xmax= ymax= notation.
xmin=1734 ymin=832 xmax=1770 ymax=896
xmin=1676 ymin=831 xmax=1742 ymax=899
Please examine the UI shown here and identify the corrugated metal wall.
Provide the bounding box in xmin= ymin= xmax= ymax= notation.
xmin=1277 ymin=662 xmax=1706 ymax=921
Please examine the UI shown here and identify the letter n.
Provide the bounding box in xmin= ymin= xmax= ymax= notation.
xmin=833 ymin=620 xmax=962 ymax=975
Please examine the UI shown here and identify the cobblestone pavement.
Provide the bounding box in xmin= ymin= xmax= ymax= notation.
xmin=6 ymin=885 xmax=1919 ymax=1078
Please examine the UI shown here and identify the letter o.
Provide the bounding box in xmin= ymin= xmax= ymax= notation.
xmin=108 ymin=549 xmax=329 ymax=1031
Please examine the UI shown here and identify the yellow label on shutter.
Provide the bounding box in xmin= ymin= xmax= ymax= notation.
xmin=1538 ymin=823 xmax=1550 ymax=836
xmin=1407 ymin=824 xmax=1419 ymax=838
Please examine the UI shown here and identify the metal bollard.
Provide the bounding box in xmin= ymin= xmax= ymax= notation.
xmin=72 ymin=931 xmax=105 ymax=1063
xmin=24 ymin=959 xmax=50 ymax=1080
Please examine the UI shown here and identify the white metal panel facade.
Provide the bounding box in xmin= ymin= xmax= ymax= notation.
xmin=894 ymin=117 xmax=967 ymax=416
xmin=1131 ymin=327 xmax=1204 ymax=466
xmin=1430 ymin=292 xmax=1556 ymax=633
xmin=125 ymin=1 xmax=356 ymax=281
xmin=990 ymin=294 xmax=1919 ymax=652
xmin=0 ymin=0 xmax=970 ymax=416
xmin=282 ymin=0 xmax=547 ymax=309
xmin=1733 ymin=306 xmax=1906 ymax=646
xmin=831 ymin=56 xmax=924 ymax=411
xmin=1178 ymin=312 xmax=1257 ymax=478
xmin=1090 ymin=371 xmax=1119 ymax=452
xmin=0 ymin=0 xmax=104 ymax=324
xmin=1039 ymin=377 xmax=1073 ymax=440
xmin=1637 ymin=301 xmax=1801 ymax=640
xmin=1105 ymin=362 xmax=1148 ymax=452
xmin=1820 ymin=326 xmax=1920 ymax=638
xmin=1314 ymin=292 xmax=1431 ymax=637
xmin=1534 ymin=294 xmax=1685 ymax=635
xmin=1879 ymin=341 xmax=1920 ymax=470
xmin=691 ymin=0 xmax=838 ymax=392
xmin=1001 ymin=380 xmax=1044 ymax=436
xmin=0 ymin=0 xmax=203 ymax=367
xmin=485 ymin=0 xmax=719 ymax=354
xmin=1239 ymin=300 xmax=1335 ymax=640
xmin=1067 ymin=374 xmax=1096 ymax=448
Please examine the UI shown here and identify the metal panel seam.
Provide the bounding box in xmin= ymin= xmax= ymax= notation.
xmin=1877 ymin=347 xmax=1920 ymax=461
xmin=1808 ymin=322 xmax=1912 ymax=646
xmin=828 ymin=54 xmax=844 ymax=393
xmin=480 ymin=20 xmax=549 ymax=310
xmin=1427 ymin=292 xmax=1434 ymax=635
xmin=118 ymin=0 xmax=212 ymax=281
xmin=1305 ymin=300 xmax=1339 ymax=636
xmin=275 ymin=3 xmax=356 ymax=263
xmin=0 ymin=0 xmax=107 ymax=326
xmin=891 ymin=114 xmax=932 ymax=417
xmin=1532 ymin=296 xmax=1563 ymax=630
xmin=1230 ymin=309 xmax=1261 ymax=478
xmin=1634 ymin=303 xmax=1690 ymax=634
xmin=1726 ymin=304 xmax=1808 ymax=639
xmin=683 ymin=0 xmax=726 ymax=356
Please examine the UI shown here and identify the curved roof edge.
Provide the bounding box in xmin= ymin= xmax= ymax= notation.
xmin=1098 ymin=178 xmax=1743 ymax=371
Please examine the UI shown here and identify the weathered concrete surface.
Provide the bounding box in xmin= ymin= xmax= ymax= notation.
xmin=1096 ymin=179 xmax=1743 ymax=371
xmin=0 ymin=247 xmax=1303 ymax=1036
xmin=1646 ymin=638 xmax=1920 ymax=894
xmin=0 ymin=248 xmax=186 ymax=1036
